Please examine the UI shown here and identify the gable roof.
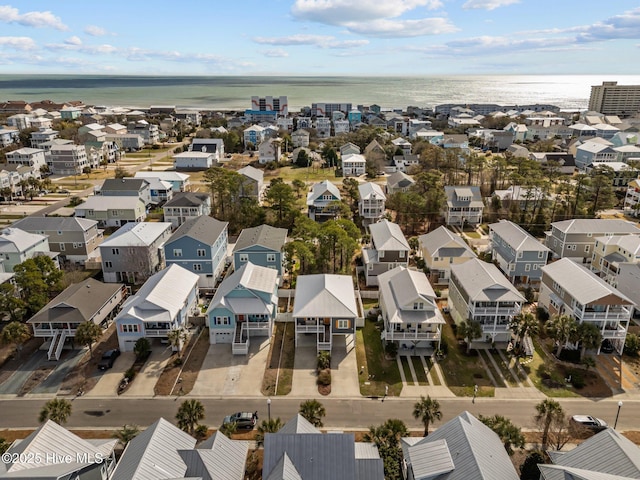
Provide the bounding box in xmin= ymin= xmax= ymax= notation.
xmin=233 ymin=224 xmax=287 ymax=253
xmin=445 ymin=186 xmax=483 ymax=208
xmin=342 ymin=153 xmax=366 ymax=164
xmin=167 ymin=215 xmax=228 ymax=246
xmin=164 ymin=192 xmax=210 ymax=208
xmin=551 ymin=219 xmax=640 ymax=235
xmin=594 ymin=234 xmax=640 ymax=256
xmin=207 ymin=262 xmax=278 ymax=315
xmin=12 ymin=216 xmax=97 ymax=233
xmin=0 ymin=228 xmax=47 ymax=253
xmin=538 ymin=464 xmax=639 ymax=480
xmin=78 ymin=195 xmax=144 ymax=211
xmin=307 ymin=180 xmax=341 ymax=204
xmin=110 ymin=418 xmax=196 ymax=480
xmin=293 ymin=274 xmax=358 ymax=318
xmin=541 ymin=258 xmax=633 ymax=305
xmin=179 ymin=432 xmax=248 ymax=480
xmin=387 ymin=171 xmax=415 ymax=189
xmin=265 ymin=453 xmax=303 ymax=480
xmin=402 ymin=438 xmax=455 ymax=479
xmin=101 ymin=178 xmax=149 ymax=191
xmin=358 ymin=182 xmax=386 ymax=201
xmin=369 ymin=219 xmax=410 ymax=251
xmin=101 ymin=222 xmax=172 ymax=248
xmin=451 ymin=259 xmax=525 ymax=303
xmin=277 ymin=414 xmax=321 ymax=435
xmin=402 ymin=411 xmax=518 ymax=480
xmin=27 ymin=278 xmax=122 ymax=326
xmin=418 ymin=226 xmax=475 ymax=259
xmin=238 ymin=165 xmax=264 ymax=183
xmin=134 ymin=171 xmax=190 ymax=183
xmin=489 ymin=220 xmax=550 ymax=252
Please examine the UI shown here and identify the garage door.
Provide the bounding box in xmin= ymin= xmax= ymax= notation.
xmin=214 ymin=332 xmax=233 ymax=344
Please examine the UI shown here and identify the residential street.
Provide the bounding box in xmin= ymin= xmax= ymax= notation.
xmin=1 ymin=396 xmax=638 ymax=432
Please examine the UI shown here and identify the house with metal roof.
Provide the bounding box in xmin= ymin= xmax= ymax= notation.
xmin=162 ymin=192 xmax=211 ymax=228
xmin=114 ymin=264 xmax=199 ymax=351
xmin=448 ymin=259 xmax=525 ymax=348
xmin=378 ymin=266 xmax=444 ymax=354
xmin=238 ymin=165 xmax=265 ymax=202
xmin=99 ymin=222 xmax=172 ymax=284
xmin=306 ymin=180 xmax=341 ymax=221
xmin=540 ymin=428 xmax=640 ymax=480
xmin=386 ymin=170 xmax=416 ymax=195
xmin=293 ymin=274 xmax=360 ymax=352
xmin=74 ymin=195 xmax=146 ymax=228
xmin=341 ymin=153 xmax=366 ymax=177
xmin=591 ymin=234 xmax=640 ymax=286
xmin=137 ymin=176 xmax=173 ymax=205
xmin=12 ymin=216 xmax=103 ymax=265
xmin=164 ymin=215 xmax=228 ymax=290
xmin=545 ymin=219 xmax=640 ymax=263
xmin=134 ymin=171 xmax=191 ymax=192
xmin=539 ymin=258 xmax=633 ymax=355
xmin=401 ymin=411 xmax=519 ymax=480
xmin=28 ymin=278 xmax=126 ymax=361
xmin=443 ymin=186 xmax=484 ymax=226
xmin=489 ymin=220 xmax=550 ymax=286
xmin=1 ymin=420 xmax=118 ymax=480
xmin=173 ymin=151 xmax=216 ymax=171
xmin=207 ymin=261 xmax=279 ymax=354
xmin=340 ymin=142 xmax=360 ymax=156
xmin=418 ymin=226 xmax=476 ymax=285
xmin=358 ymin=182 xmax=386 ymax=224
xmin=233 ymin=224 xmax=287 ymax=276
xmin=0 ymin=227 xmax=54 ymax=272
xmin=263 ymin=415 xmax=384 ymax=480
xmin=363 ymin=219 xmax=410 ymax=286
xmin=97 ymin=178 xmax=152 ymax=206
xmin=180 ymin=432 xmax=249 ymax=480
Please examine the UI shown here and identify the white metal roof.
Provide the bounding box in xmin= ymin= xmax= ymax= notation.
xmin=293 ymin=274 xmax=358 ymax=318
xmin=0 ymin=228 xmax=47 ymax=253
xmin=358 ymin=182 xmax=386 ymax=201
xmin=369 ymin=219 xmax=410 ymax=252
xmin=101 ymin=222 xmax=172 ymax=247
xmin=451 ymin=259 xmax=525 ymax=303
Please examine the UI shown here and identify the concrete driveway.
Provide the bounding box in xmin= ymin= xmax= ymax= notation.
xmin=330 ymin=335 xmax=361 ymax=397
xmin=290 ymin=335 xmax=318 ymax=397
xmin=86 ymin=352 xmax=135 ymax=397
xmin=190 ymin=337 xmax=270 ymax=397
xmin=32 ymin=348 xmax=86 ymax=394
xmin=121 ymin=346 xmax=172 ymax=397
xmin=0 ymin=350 xmax=46 ymax=395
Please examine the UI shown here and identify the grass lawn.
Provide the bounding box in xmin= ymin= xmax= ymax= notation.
xmin=489 ymin=351 xmax=518 ymax=387
xmin=465 ymin=231 xmax=481 ymax=239
xmin=400 ymin=356 xmax=413 ymax=385
xmin=265 ymin=166 xmax=339 ymax=184
xmin=524 ymin=338 xmax=578 ymax=398
xmin=362 ymin=299 xmax=379 ymax=310
xmin=425 ymin=358 xmax=441 ymax=385
xmin=411 ymin=356 xmax=429 ymax=385
xmin=478 ymin=350 xmax=506 ymax=388
xmin=355 ymin=319 xmax=403 ymax=397
xmin=438 ymin=321 xmax=495 ymax=397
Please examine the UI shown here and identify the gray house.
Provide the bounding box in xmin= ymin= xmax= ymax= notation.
xmin=386 ymin=171 xmax=415 ymax=195
xmin=12 ymin=216 xmax=103 ymax=265
xmin=232 ymin=224 xmax=287 ymax=277
xmin=99 ymin=222 xmax=172 ymax=284
xmin=363 ymin=219 xmax=410 ymax=286
xmin=307 ymin=180 xmax=341 ymax=221
xmin=418 ymin=226 xmax=476 ymax=285
xmin=545 ymin=219 xmax=640 ymax=263
xmin=238 ymin=165 xmax=264 ymax=201
xmin=162 ymin=192 xmax=211 ymax=228
xmin=98 ymin=178 xmax=152 ymax=206
xmin=444 ymin=186 xmax=484 ymax=226
xmin=489 ymin=220 xmax=550 ymax=286
xmin=0 ymin=227 xmax=54 ymax=272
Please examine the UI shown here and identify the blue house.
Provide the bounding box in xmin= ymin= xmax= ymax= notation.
xmin=232 ymin=224 xmax=287 ymax=277
xmin=164 ymin=215 xmax=228 ymax=290
xmin=207 ymin=262 xmax=279 ymax=355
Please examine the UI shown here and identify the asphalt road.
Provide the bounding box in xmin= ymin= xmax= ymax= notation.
xmin=1 ymin=396 xmax=638 ymax=431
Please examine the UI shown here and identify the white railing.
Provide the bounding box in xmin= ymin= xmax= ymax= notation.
xmin=296 ymin=324 xmax=324 ymax=333
xmin=383 ymin=331 xmax=440 ymax=341
xmin=47 ymin=330 xmax=59 ymax=360
xmin=244 ymin=321 xmax=271 ymax=331
xmin=480 ymin=324 xmax=510 ymax=332
xmin=232 ymin=340 xmax=249 ymax=355
xmin=602 ymin=328 xmax=627 ymax=339
xmin=574 ymin=307 xmax=630 ymax=320
xmin=318 ymin=341 xmax=332 ymax=352
xmin=144 ymin=329 xmax=170 ymax=337
xmin=54 ymin=331 xmax=67 ymax=360
xmin=471 ymin=307 xmax=519 ymax=316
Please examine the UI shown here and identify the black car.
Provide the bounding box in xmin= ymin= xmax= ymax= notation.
xmin=223 ymin=412 xmax=257 ymax=430
xmin=601 ymin=339 xmax=615 ymax=354
xmin=98 ymin=349 xmax=121 ymax=370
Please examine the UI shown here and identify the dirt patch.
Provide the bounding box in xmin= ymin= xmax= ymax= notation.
xmin=0 ymin=337 xmax=44 ymax=384
xmin=154 ymin=328 xmax=209 ymax=396
xmin=59 ymin=324 xmax=120 ymax=394
xmin=262 ymin=323 xmax=294 ymax=396
xmin=18 ymin=364 xmax=55 ymax=396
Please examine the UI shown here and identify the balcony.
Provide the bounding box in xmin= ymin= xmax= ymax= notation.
xmin=243 ymin=320 xmax=271 ymax=332
xmin=480 ymin=324 xmax=510 ymax=333
xmin=296 ymin=322 xmax=324 ymax=334
xmin=144 ymin=328 xmax=170 ymax=337
xmin=471 ymin=307 xmax=520 ymax=316
xmin=382 ymin=330 xmax=440 ymax=341
xmin=574 ymin=307 xmax=630 ymax=321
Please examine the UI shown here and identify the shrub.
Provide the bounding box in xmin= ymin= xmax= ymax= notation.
xmin=124 ymin=368 xmax=136 ymax=381
xmin=317 ymin=351 xmax=331 ymax=371
xmin=134 ymin=337 xmax=151 ymax=361
xmin=570 ymin=371 xmax=585 ymax=389
xmin=385 ymin=341 xmax=398 ymax=358
xmin=434 ymin=289 xmax=442 ymax=298
xmin=536 ymin=307 xmax=549 ymax=322
xmin=194 ymin=424 xmax=209 ymax=440
xmin=624 ymin=333 xmax=640 ymax=357
xmin=440 ymin=337 xmax=449 ymax=355
xmin=317 ymin=369 xmax=331 ymax=386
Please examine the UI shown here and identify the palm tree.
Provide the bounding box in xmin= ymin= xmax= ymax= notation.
xmin=1 ymin=321 xmax=31 ymax=358
xmin=534 ymin=399 xmax=564 ymax=450
xmin=479 ymin=414 xmax=525 ymax=455
xmin=412 ymin=395 xmax=442 ymax=436
xmin=39 ymin=399 xmax=72 ymax=424
xmin=458 ymin=320 xmax=483 ymax=353
xmin=167 ymin=328 xmax=187 ymax=357
xmin=176 ymin=399 xmax=205 ymax=436
xmin=363 ymin=419 xmax=408 ymax=449
xmin=574 ymin=322 xmax=602 ymax=360
xmin=299 ymin=399 xmax=326 ymax=427
xmin=510 ymin=312 xmax=539 ymax=345
xmin=113 ymin=424 xmax=140 ymax=444
xmin=74 ymin=321 xmax=103 ymax=359
xmin=546 ymin=314 xmax=577 ymax=357
xmin=256 ymin=417 xmax=283 ymax=447
xmin=219 ymin=421 xmax=237 ymax=438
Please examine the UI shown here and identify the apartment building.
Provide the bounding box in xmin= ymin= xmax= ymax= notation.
xmin=589 ymin=81 xmax=640 ymax=117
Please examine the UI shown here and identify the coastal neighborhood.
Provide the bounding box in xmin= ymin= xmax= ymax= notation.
xmin=2 ymin=83 xmax=640 ymax=479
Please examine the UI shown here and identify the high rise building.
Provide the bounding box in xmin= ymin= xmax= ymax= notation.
xmin=589 ymin=82 xmax=640 ymax=117
xmin=311 ymin=102 xmax=352 ymax=117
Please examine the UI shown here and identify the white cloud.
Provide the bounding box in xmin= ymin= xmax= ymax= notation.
xmin=0 ymin=36 xmax=37 ymax=50
xmin=84 ymin=25 xmax=108 ymax=36
xmin=462 ymin=0 xmax=520 ymax=10
xmin=292 ymin=0 xmax=442 ymax=24
xmin=576 ymin=7 xmax=640 ymax=42
xmin=345 ymin=17 xmax=458 ymax=37
xmin=253 ymin=34 xmax=369 ymax=49
xmin=263 ymin=49 xmax=289 ymax=58
xmin=0 ymin=5 xmax=67 ymax=30
xmin=65 ymin=36 xmax=82 ymax=46
xmin=45 ymin=42 xmax=118 ymax=55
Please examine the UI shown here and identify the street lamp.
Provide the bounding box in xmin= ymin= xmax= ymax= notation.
xmin=267 ymin=398 xmax=271 ymax=422
xmin=614 ymin=401 xmax=623 ymax=429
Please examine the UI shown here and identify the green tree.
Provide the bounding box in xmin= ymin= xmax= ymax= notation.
xmin=113 ymin=424 xmax=140 ymax=444
xmin=458 ymin=320 xmax=483 ymax=353
xmin=176 ymin=399 xmax=205 ymax=436
xmin=13 ymin=256 xmax=63 ymax=316
xmin=167 ymin=328 xmax=187 ymax=357
xmin=0 ymin=321 xmax=31 ymax=358
xmin=545 ymin=314 xmax=577 ymax=357
xmin=256 ymin=417 xmax=283 ymax=447
xmin=624 ymin=333 xmax=640 ymax=357
xmin=74 ymin=321 xmax=103 ymax=359
xmin=114 ymin=166 xmax=130 ymax=179
xmin=82 ymin=166 xmax=92 ymax=178
xmin=292 ymin=179 xmax=306 ymax=199
xmin=295 ymin=149 xmax=310 ymax=167
xmin=0 ymin=283 xmax=26 ymax=322
xmin=479 ymin=414 xmax=525 ymax=455
xmin=299 ymin=399 xmax=326 ymax=428
xmin=219 ymin=421 xmax=237 ymax=438
xmin=203 ymin=167 xmax=241 ymax=220
xmin=534 ymin=399 xmax=564 ymax=451
xmin=520 ymin=451 xmax=546 ymax=480
xmin=413 ymin=395 xmax=442 ymax=436
xmin=133 ymin=337 xmax=151 ymax=360
xmin=264 ymin=178 xmax=296 ymax=225
xmin=341 ymin=178 xmax=360 ymax=213
xmin=39 ymin=398 xmax=72 ymax=424
xmin=510 ymin=312 xmax=539 ymax=346
xmin=574 ymin=322 xmax=602 ymax=360
xmin=364 ymin=419 xmax=408 ymax=480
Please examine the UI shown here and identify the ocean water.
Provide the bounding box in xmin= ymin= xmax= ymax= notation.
xmin=2 ymin=74 xmax=640 ymax=111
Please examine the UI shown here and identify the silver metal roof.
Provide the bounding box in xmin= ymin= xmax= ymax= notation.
xmin=418 ymin=226 xmax=475 ymax=258
xmin=233 ymin=224 xmax=287 ymax=253
xmin=293 ymin=274 xmax=358 ymax=319
xmin=489 ymin=220 xmax=550 ymax=252
xmin=207 ymin=262 xmax=278 ymax=315
xmin=278 ymin=414 xmax=321 ymax=435
xmin=550 ymin=219 xmax=640 ymax=235
xmin=450 ymin=259 xmax=525 ymax=303
xmin=100 ymin=222 xmax=172 ymax=248
xmin=369 ymin=219 xmax=410 ymax=252
xmin=167 ymin=215 xmax=228 ymax=247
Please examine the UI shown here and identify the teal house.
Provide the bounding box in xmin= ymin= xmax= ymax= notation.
xmin=207 ymin=261 xmax=279 ymax=355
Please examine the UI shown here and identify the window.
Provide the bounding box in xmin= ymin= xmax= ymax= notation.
xmin=538 ymin=250 xmax=545 ymax=259
xmin=193 ymin=263 xmax=202 ymax=271
xmin=399 ymin=250 xmax=405 ymax=258
xmin=585 ymin=245 xmax=590 ymax=253
xmin=197 ymin=249 xmax=206 ymax=257
xmin=112 ymin=248 xmax=120 ymax=255
xmin=533 ymin=264 xmax=539 ymax=270
xmin=112 ymin=210 xmax=119 ymax=217
xmin=57 ymin=230 xmax=62 ymax=236
xmin=173 ymin=249 xmax=183 ymax=257
xmin=267 ymin=253 xmax=276 ymax=262
xmin=525 ymin=264 xmax=531 ymax=272
xmin=239 ymin=253 xmax=248 ymax=262
xmin=216 ymin=316 xmax=229 ymax=325
xmin=517 ymin=251 xmax=523 ymax=259
xmin=105 ymin=261 xmax=112 ymax=268
xmin=337 ymin=319 xmax=350 ymax=329
xmin=59 ymin=243 xmax=65 ymax=251
xmin=122 ymin=324 xmax=139 ymax=333
xmin=567 ymin=244 xmax=576 ymax=251
xmin=587 ymin=233 xmax=592 ymax=237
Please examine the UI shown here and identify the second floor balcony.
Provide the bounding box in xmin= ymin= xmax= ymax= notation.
xmin=574 ymin=305 xmax=630 ymax=321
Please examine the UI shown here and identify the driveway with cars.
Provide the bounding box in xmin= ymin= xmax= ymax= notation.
xmin=86 ymin=352 xmax=135 ymax=397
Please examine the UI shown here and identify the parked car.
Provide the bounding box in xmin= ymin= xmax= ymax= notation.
xmin=601 ymin=339 xmax=615 ymax=354
xmin=98 ymin=349 xmax=121 ymax=370
xmin=58 ymin=189 xmax=70 ymax=194
xmin=570 ymin=415 xmax=608 ymax=432
xmin=223 ymin=411 xmax=257 ymax=430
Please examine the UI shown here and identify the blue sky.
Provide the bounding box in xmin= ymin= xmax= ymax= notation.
xmin=1 ymin=1 xmax=640 ymax=75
